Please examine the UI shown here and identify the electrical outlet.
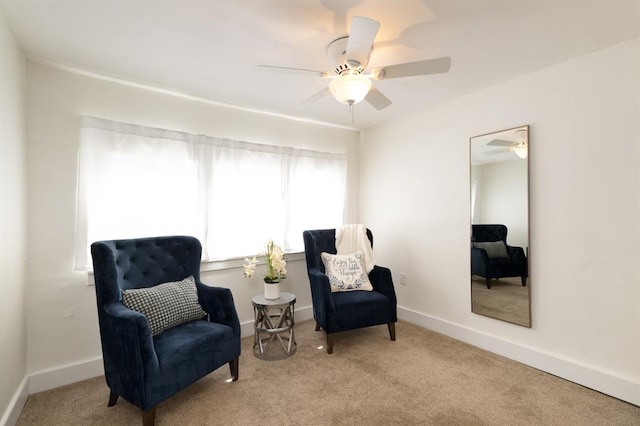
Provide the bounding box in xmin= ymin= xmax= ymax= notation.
xmin=399 ymin=272 xmax=407 ymax=285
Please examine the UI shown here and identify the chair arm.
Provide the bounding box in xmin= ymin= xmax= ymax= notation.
xmin=471 ymin=247 xmax=490 ymax=275
xmin=507 ymin=245 xmax=526 ymax=261
xmin=369 ymin=266 xmax=397 ymax=303
xmin=506 ymin=245 xmax=528 ymax=273
xmin=101 ymin=303 xmax=159 ymax=381
xmin=308 ymin=269 xmax=336 ymax=314
xmin=196 ymin=282 xmax=241 ymax=336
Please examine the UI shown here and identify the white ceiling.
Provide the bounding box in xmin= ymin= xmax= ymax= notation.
xmin=1 ymin=0 xmax=639 ymax=129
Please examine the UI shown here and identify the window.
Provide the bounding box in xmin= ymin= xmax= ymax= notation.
xmin=75 ymin=117 xmax=347 ymax=270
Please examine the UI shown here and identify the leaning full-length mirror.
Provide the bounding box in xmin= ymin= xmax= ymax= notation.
xmin=470 ymin=125 xmax=530 ymax=327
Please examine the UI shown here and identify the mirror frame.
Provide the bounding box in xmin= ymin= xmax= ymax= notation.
xmin=469 ymin=125 xmax=531 ymax=327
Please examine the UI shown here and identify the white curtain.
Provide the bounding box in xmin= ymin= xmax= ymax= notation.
xmin=75 ymin=117 xmax=346 ymax=270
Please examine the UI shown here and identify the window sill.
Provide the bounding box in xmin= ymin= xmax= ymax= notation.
xmin=200 ymin=251 xmax=305 ymax=272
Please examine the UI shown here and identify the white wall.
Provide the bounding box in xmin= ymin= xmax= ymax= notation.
xmin=360 ymin=38 xmax=640 ymax=404
xmin=475 ymin=160 xmax=528 ymax=247
xmin=0 ymin=11 xmax=27 ymax=426
xmin=25 ymin=62 xmax=360 ymax=389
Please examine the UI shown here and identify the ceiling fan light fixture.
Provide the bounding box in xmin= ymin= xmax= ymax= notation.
xmin=514 ymin=144 xmax=528 ymax=159
xmin=329 ymin=74 xmax=372 ymax=106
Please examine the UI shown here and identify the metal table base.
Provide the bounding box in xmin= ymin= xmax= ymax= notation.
xmin=252 ymin=292 xmax=296 ymax=360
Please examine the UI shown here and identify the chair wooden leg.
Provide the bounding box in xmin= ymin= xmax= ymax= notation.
xmin=107 ymin=390 xmax=119 ymax=407
xmin=486 ymin=278 xmax=492 ymax=289
xmin=521 ymin=276 xmax=527 ymax=286
xmin=229 ymin=357 xmax=239 ymax=381
xmin=388 ymin=322 xmax=396 ymax=341
xmin=142 ymin=407 xmax=156 ymax=426
xmin=326 ymin=334 xmax=334 ymax=354
xmin=315 ymin=321 xmax=321 ymax=331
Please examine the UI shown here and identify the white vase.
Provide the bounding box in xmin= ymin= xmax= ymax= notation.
xmin=264 ymin=281 xmax=280 ymax=300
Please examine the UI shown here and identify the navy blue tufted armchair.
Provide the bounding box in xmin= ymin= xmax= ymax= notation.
xmin=471 ymin=224 xmax=528 ymax=289
xmin=91 ymin=236 xmax=241 ymax=426
xmin=303 ymin=229 xmax=397 ymax=354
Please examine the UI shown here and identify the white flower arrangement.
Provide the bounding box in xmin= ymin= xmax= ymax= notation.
xmin=243 ymin=241 xmax=287 ymax=283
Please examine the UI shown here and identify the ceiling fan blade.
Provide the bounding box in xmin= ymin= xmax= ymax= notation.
xmin=345 ymin=16 xmax=380 ymax=68
xmin=365 ymin=86 xmax=392 ymax=110
xmin=487 ymin=139 xmax=514 ymax=147
xmin=297 ymin=87 xmax=330 ymax=107
xmin=373 ymin=57 xmax=451 ymax=80
xmin=256 ymin=65 xmax=330 ymax=78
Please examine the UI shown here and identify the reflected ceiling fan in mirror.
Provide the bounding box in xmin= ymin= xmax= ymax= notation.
xmin=257 ymin=16 xmax=451 ymax=112
xmin=484 ymin=129 xmax=528 ymax=159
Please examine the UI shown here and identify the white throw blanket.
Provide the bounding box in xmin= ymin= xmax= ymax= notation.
xmin=336 ymin=224 xmax=375 ymax=273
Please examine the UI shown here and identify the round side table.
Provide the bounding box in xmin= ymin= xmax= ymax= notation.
xmin=252 ymin=292 xmax=297 ymax=360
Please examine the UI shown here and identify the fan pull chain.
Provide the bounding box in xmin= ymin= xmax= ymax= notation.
xmin=350 ymin=103 xmax=354 ymax=125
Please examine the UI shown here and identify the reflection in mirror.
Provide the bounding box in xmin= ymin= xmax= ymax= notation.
xmin=470 ymin=125 xmax=530 ymax=327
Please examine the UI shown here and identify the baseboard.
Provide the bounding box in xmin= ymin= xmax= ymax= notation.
xmin=397 ymin=305 xmax=640 ymax=406
xmin=28 ymin=357 xmax=104 ymax=395
xmin=25 ymin=305 xmax=314 ymax=396
xmin=0 ymin=375 xmax=28 ymax=426
xmin=23 ymin=305 xmax=635 ymax=410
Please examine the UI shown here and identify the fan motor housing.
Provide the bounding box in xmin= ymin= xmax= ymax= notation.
xmin=327 ymin=36 xmax=366 ymax=75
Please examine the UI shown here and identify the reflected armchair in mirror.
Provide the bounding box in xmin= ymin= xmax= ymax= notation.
xmin=471 ymin=224 xmax=528 ymax=289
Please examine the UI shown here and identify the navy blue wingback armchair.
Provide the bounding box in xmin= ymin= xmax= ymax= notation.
xmin=91 ymin=236 xmax=241 ymax=426
xmin=303 ymin=229 xmax=397 ymax=354
xmin=471 ymin=224 xmax=528 ymax=289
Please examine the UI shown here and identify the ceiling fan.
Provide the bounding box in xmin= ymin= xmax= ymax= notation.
xmin=484 ymin=130 xmax=528 ymax=159
xmin=257 ymin=16 xmax=451 ymax=110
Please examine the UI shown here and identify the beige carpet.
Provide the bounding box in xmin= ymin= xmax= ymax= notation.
xmin=471 ymin=276 xmax=530 ymax=327
xmin=17 ymin=320 xmax=640 ymax=425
